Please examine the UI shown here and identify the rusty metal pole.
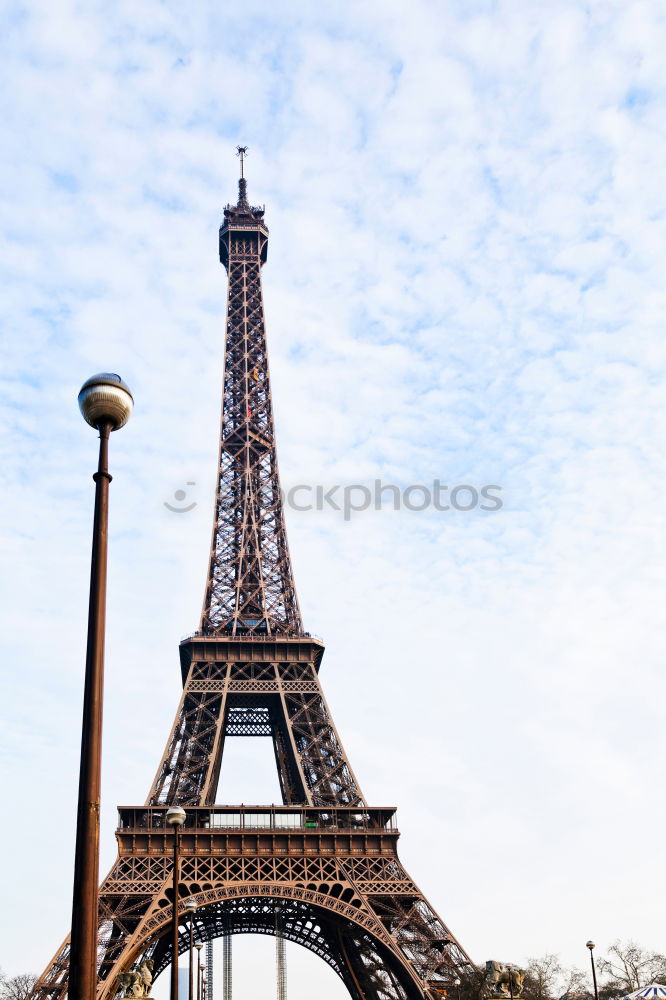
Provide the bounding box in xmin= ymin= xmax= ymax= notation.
xmin=69 ymin=373 xmax=133 ymax=1000
xmin=172 ymin=824 xmax=180 ymax=1000
xmin=68 ymin=422 xmax=111 ymax=1000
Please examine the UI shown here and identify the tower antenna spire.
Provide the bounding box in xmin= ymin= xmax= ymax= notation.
xmin=235 ymin=145 xmax=249 ymax=207
xmin=236 ymin=144 xmax=248 ymax=178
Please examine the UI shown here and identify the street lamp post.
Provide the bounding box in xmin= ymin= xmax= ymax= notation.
xmin=167 ymin=806 xmax=187 ymax=1000
xmin=184 ymin=899 xmax=197 ymax=1000
xmin=587 ymin=941 xmax=599 ymax=1000
xmin=454 ymin=977 xmax=461 ymax=1000
xmin=69 ymin=374 xmax=133 ymax=1000
xmin=195 ymin=943 xmax=204 ymax=1000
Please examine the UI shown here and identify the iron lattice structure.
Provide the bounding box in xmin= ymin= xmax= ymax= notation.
xmin=33 ymin=169 xmax=472 ymax=1000
xmin=201 ymin=175 xmax=301 ymax=638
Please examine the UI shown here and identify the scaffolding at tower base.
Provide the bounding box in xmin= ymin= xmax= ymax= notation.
xmin=206 ymin=939 xmax=214 ymax=1000
xmin=276 ymin=930 xmax=286 ymax=1000
xmin=223 ymin=933 xmax=232 ymax=1000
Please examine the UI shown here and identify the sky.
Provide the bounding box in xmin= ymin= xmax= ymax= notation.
xmin=1 ymin=0 xmax=665 ymax=996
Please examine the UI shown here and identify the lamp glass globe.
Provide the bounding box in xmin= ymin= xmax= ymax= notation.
xmin=78 ymin=373 xmax=134 ymax=431
xmin=166 ymin=806 xmax=187 ymax=826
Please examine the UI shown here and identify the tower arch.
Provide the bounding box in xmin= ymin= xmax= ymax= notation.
xmin=103 ymin=888 xmax=420 ymax=1000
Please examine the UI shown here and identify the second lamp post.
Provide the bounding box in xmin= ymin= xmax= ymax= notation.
xmin=195 ymin=942 xmax=204 ymax=1000
xmin=587 ymin=941 xmax=599 ymax=1000
xmin=184 ymin=899 xmax=197 ymax=1000
xmin=166 ymin=806 xmax=186 ymax=1000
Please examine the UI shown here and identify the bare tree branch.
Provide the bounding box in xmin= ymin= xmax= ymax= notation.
xmin=598 ymin=941 xmax=666 ymax=995
xmin=0 ymin=973 xmax=38 ymax=1000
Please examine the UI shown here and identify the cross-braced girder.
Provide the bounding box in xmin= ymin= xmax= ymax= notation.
xmin=147 ymin=642 xmax=365 ymax=809
xmin=32 ymin=807 xmax=472 ymax=1000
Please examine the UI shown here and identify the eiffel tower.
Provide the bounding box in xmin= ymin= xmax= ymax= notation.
xmin=33 ymin=153 xmax=473 ymax=1000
